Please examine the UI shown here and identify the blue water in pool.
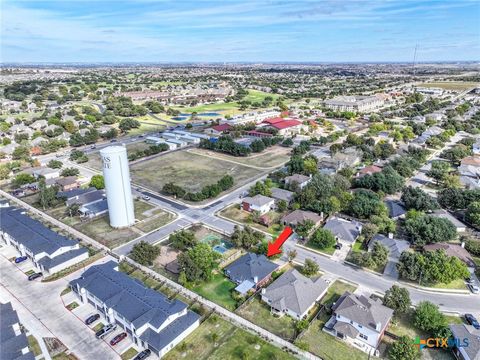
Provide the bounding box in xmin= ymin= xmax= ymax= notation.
xmin=213 ymin=245 xmax=227 ymax=254
xmin=180 ymin=112 xmax=221 ymax=117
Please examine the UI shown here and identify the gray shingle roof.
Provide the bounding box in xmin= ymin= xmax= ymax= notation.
xmin=65 ymin=189 xmax=105 ymax=207
xmin=449 ymin=324 xmax=480 ymax=360
xmin=281 ymin=210 xmax=322 ymax=226
xmin=0 ymin=303 xmax=35 ymax=360
xmin=368 ymin=234 xmax=410 ymax=260
xmin=332 ymin=292 xmax=393 ymax=333
xmin=384 ymin=200 xmax=406 ymax=218
xmin=225 ymin=253 xmax=278 ymax=284
xmin=242 ymin=194 xmax=274 ymax=207
xmin=38 ymin=248 xmax=88 ymax=270
xmin=271 ymin=188 xmax=295 ymax=202
xmin=0 ymin=206 xmax=78 ymax=256
xmin=57 ymin=187 xmax=96 ymax=200
xmin=262 ymin=269 xmax=328 ymax=316
xmin=323 ymin=217 xmax=361 ymax=244
xmin=285 ymin=174 xmax=310 ymax=185
xmin=70 ymin=261 xmax=199 ymax=350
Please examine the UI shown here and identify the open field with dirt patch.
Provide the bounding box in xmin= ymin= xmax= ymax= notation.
xmin=86 ymin=141 xmax=152 ymax=169
xmin=130 ymin=150 xmax=264 ymax=194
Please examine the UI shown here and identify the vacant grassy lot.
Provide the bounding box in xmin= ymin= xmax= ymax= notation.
xmin=190 ymin=145 xmax=291 ymax=168
xmin=163 ymin=315 xmax=296 ymax=360
xmin=66 ymin=201 xmax=174 ymax=248
xmin=297 ymin=312 xmax=368 ymax=360
xmin=192 ymin=273 xmax=238 ymax=311
xmin=130 ymin=150 xmax=263 ymax=194
xmin=235 ymin=296 xmax=297 ymax=340
xmin=420 ymin=81 xmax=479 ymax=91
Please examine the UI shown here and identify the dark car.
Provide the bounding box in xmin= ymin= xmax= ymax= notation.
xmin=465 ymin=314 xmax=480 ymax=329
xmin=110 ymin=139 xmax=117 ymax=143
xmin=334 ymin=243 xmax=343 ymax=250
xmin=133 ymin=349 xmax=151 ymax=360
xmin=85 ymin=314 xmax=100 ymax=325
xmin=110 ymin=332 xmax=127 ymax=346
xmin=28 ymin=272 xmax=42 ymax=281
xmin=465 ymin=277 xmax=475 ymax=285
xmin=95 ymin=324 xmax=116 ymax=339
xmin=14 ymin=256 xmax=28 ymax=263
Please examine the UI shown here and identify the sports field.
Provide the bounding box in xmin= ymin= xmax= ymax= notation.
xmin=129 ymin=150 xmax=264 ymax=193
xmin=420 ymin=81 xmax=479 ymax=91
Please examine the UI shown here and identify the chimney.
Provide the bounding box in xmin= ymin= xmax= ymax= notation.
xmin=388 ymin=233 xmax=394 ymax=239
xmin=461 ymin=242 xmax=465 ymax=248
xmin=254 ymin=276 xmax=258 ymax=283
xmin=376 ymin=322 xmax=382 ymax=331
xmin=261 ymin=288 xmax=266 ymax=295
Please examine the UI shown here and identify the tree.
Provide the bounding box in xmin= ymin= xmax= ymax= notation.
xmin=414 ymin=301 xmax=447 ymax=334
xmin=66 ymin=203 xmax=80 ymax=217
xmin=89 ymin=175 xmax=105 ymax=189
xmin=130 ymin=241 xmax=161 ymax=266
xmin=371 ymin=242 xmax=389 ymax=268
xmin=426 ymin=161 xmax=450 ymax=185
xmin=404 ymin=214 xmax=457 ymax=246
xmin=12 ymin=145 xmax=30 ymax=160
xmin=347 ymin=189 xmax=384 ymax=219
xmin=11 ymin=173 xmax=35 ymax=188
xmin=295 ymin=319 xmax=309 ymax=333
xmin=309 ymin=228 xmax=336 ymax=249
xmin=388 ymin=336 xmax=420 ymax=360
xmin=170 ymin=230 xmax=197 ymax=251
xmin=466 ymin=201 xmax=480 ymax=227
xmin=60 ymin=167 xmax=80 ymax=177
xmin=401 ymin=186 xmax=438 ymax=211
xmin=301 ymin=258 xmax=319 ymax=276
xmin=383 ymin=285 xmax=411 ymax=315
xmin=177 ymin=243 xmax=220 ymax=282
xmin=287 ymin=249 xmax=297 ymax=262
xmin=277 ymin=199 xmax=287 ymax=212
xmin=37 ymin=178 xmax=58 ymax=210
xmin=295 ymin=219 xmax=315 ymax=238
xmin=47 ymin=159 xmax=63 ymax=169
xmin=230 ymin=225 xmax=264 ymax=250
xmin=0 ymin=164 xmax=10 ymax=180
xmin=361 ymin=223 xmax=378 ymax=242
xmin=249 ymin=181 xmax=272 ymax=197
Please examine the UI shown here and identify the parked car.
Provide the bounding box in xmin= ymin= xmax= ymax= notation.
xmin=467 ymin=284 xmax=480 ymax=294
xmin=14 ymin=256 xmax=28 ymax=264
xmin=465 ymin=277 xmax=475 ymax=285
xmin=90 ymin=145 xmax=96 ymax=149
xmin=95 ymin=324 xmax=117 ymax=339
xmin=334 ymin=243 xmax=343 ymax=250
xmin=465 ymin=314 xmax=480 ymax=329
xmin=138 ymin=134 xmax=144 ymax=138
xmin=28 ymin=272 xmax=42 ymax=281
xmin=142 ymin=195 xmax=150 ymax=201
xmin=133 ymin=349 xmax=151 ymax=360
xmin=110 ymin=332 xmax=127 ymax=346
xmin=85 ymin=314 xmax=100 ymax=325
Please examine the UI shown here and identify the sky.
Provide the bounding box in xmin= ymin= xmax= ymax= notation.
xmin=1 ymin=0 xmax=479 ymax=63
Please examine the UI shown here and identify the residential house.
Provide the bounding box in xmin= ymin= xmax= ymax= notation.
xmin=0 ymin=206 xmax=89 ymax=275
xmin=31 ymin=167 xmax=60 ymax=180
xmin=473 ymin=139 xmax=480 ymax=155
xmin=384 ymin=200 xmax=407 ymax=219
xmin=65 ymin=189 xmax=105 ymax=207
xmin=285 ymin=174 xmax=311 ymax=190
xmin=356 ymin=165 xmax=382 ymax=178
xmin=368 ymin=234 xmax=410 ymax=262
xmin=270 ymin=188 xmax=295 ymax=205
xmin=425 ymin=112 xmax=444 ymax=122
xmin=79 ymin=199 xmax=109 ymax=219
xmin=241 ymin=194 xmax=275 ymax=215
xmin=432 ymin=209 xmax=466 ymax=232
xmin=0 ymin=302 xmax=35 ymax=360
xmin=324 ymin=291 xmax=394 ymax=355
xmin=57 ymin=187 xmax=97 ymax=201
xmin=55 ymin=176 xmax=79 ymax=192
xmin=224 ymin=253 xmax=279 ymax=294
xmin=30 ymin=136 xmax=47 ymax=147
xmin=204 ymin=123 xmax=232 ymax=135
xmin=69 ymin=261 xmax=200 ymax=358
xmin=424 ymin=243 xmax=475 ymax=268
xmin=449 ymin=324 xmax=480 ymax=360
xmin=333 ymin=148 xmax=362 ymax=168
xmin=30 ymin=119 xmax=48 ymax=131
xmin=281 ymin=210 xmax=323 ymax=228
xmin=323 ymin=216 xmax=362 ymax=245
xmin=261 ymin=269 xmax=329 ymax=320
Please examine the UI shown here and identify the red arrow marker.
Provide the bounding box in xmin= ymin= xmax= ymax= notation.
xmin=267 ymin=226 xmax=293 ymax=257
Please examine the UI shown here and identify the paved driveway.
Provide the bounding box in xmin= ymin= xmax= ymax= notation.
xmin=0 ymin=253 xmax=119 ymax=360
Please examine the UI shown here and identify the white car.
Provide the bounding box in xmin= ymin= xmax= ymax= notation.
xmin=467 ymin=284 xmax=480 ymax=294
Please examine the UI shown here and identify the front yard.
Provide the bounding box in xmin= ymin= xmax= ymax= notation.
xmin=235 ymin=296 xmax=297 ymax=340
xmin=320 ymin=280 xmax=357 ymax=306
xmin=304 ymin=239 xmax=336 ymax=255
xmin=163 ymin=315 xmax=296 ymax=360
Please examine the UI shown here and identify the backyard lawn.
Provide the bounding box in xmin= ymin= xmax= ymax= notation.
xmin=130 ymin=150 xmax=263 ymax=195
xmin=296 ymin=312 xmax=368 ymax=360
xmin=192 ymin=273 xmax=238 ymax=311
xmin=163 ymin=315 xmax=296 ymax=360
xmin=235 ymin=296 xmax=297 ymax=341
xmin=219 ymin=205 xmax=285 ymax=237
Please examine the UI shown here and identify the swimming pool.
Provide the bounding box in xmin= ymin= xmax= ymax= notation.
xmin=180 ymin=112 xmax=221 ymax=117
xmin=213 ymin=245 xmax=228 ymax=254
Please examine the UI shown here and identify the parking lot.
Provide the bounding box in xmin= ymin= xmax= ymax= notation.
xmin=66 ymin=294 xmax=138 ymax=358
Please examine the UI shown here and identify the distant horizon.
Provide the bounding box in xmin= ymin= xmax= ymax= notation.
xmin=2 ymin=0 xmax=479 ymax=63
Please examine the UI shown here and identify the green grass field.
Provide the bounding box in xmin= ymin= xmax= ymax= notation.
xmin=235 ymin=297 xmax=297 ymax=340
xmin=163 ymin=315 xmax=296 ymax=360
xmin=130 ymin=150 xmax=263 ymax=194
xmin=419 ymin=81 xmax=479 ymax=91
xmin=87 ymin=141 xmax=151 ymax=169
xmin=192 ymin=273 xmax=238 ymax=311
xmin=27 ymin=335 xmax=42 ymax=356
xmin=243 ymin=89 xmax=280 ymax=103
xmin=321 ymin=280 xmax=357 ymax=306
xmin=305 ymin=240 xmax=336 ymax=255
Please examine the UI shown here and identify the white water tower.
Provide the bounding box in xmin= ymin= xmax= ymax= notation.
xmin=100 ymin=146 xmax=135 ymax=228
